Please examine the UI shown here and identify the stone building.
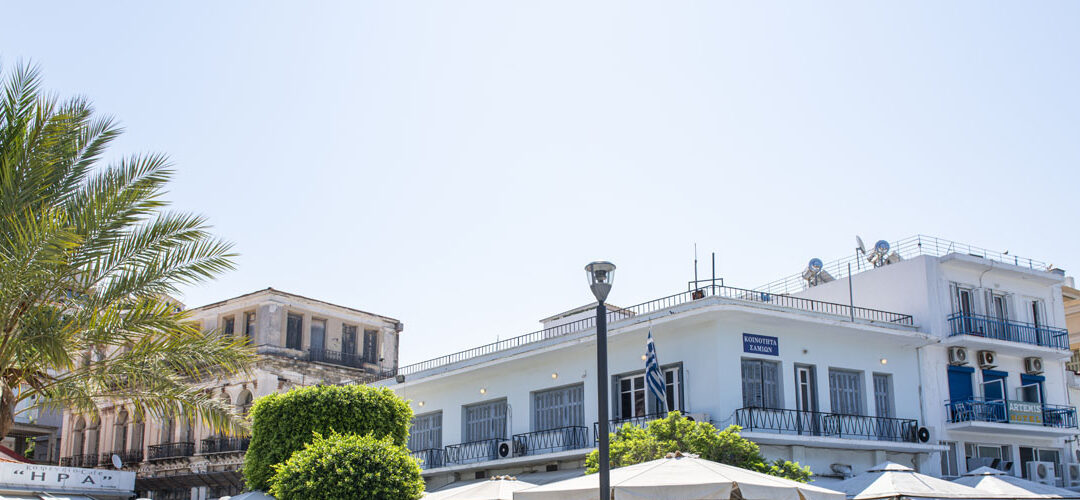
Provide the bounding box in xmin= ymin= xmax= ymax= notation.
xmin=57 ymin=288 xmax=402 ymax=500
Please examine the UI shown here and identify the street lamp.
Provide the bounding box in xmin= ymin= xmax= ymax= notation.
xmin=586 ymin=261 xmax=615 ymax=500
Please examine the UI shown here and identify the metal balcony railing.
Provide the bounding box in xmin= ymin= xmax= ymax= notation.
xmin=946 ymin=398 xmax=1078 ymax=428
xmin=409 ymin=448 xmax=447 ymax=469
xmin=147 ymin=442 xmax=195 ymax=460
xmin=309 ymin=348 xmax=375 ymax=370
xmin=384 ymin=285 xmax=913 ymax=381
xmin=253 ymin=344 xmax=396 ymax=382
xmin=733 ymin=407 xmax=919 ymax=443
xmin=593 ymin=413 xmax=667 ymax=443
xmin=60 ymin=454 xmax=99 ymax=468
xmin=512 ymin=426 xmax=590 ymax=457
xmin=947 ymin=313 xmax=1069 ymax=350
xmin=444 ymin=438 xmax=501 ymax=464
xmin=200 ymin=436 xmax=250 ymax=454
xmin=99 ymin=450 xmax=143 ymax=467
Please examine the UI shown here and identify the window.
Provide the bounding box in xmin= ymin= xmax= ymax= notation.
xmin=1019 ymin=374 xmax=1044 ymax=404
xmin=310 ymin=319 xmax=326 ymax=352
xmin=663 ymin=369 xmax=680 ymax=413
xmin=244 ymin=312 xmax=256 ymax=342
xmin=534 ymin=385 xmax=584 ymax=430
xmin=619 ymin=375 xmax=646 ymax=418
xmin=286 ymin=313 xmax=303 ymax=350
xmin=954 ymin=286 xmax=975 ymax=316
xmin=113 ymin=410 xmax=129 ymax=452
xmin=742 ymin=359 xmax=781 ymax=409
xmin=464 ymin=400 xmax=507 ymax=442
xmin=940 ymin=441 xmax=959 ymax=477
xmin=829 ymin=369 xmax=864 ymax=415
xmin=222 ymin=317 xmax=234 ymax=336
xmin=967 ymin=443 xmax=1013 ymax=474
xmin=1031 ymin=300 xmax=1045 ymax=329
xmin=873 ymin=373 xmax=893 ymax=418
xmin=342 ymin=325 xmax=358 ymax=355
xmin=409 ymin=412 xmax=442 ymax=451
xmin=363 ymin=329 xmax=378 ymax=363
xmin=160 ymin=417 xmax=174 ymax=444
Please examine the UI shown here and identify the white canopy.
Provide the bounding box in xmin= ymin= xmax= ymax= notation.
xmin=837 ymin=462 xmax=1000 ymax=500
xmin=424 ymin=477 xmax=538 ymax=500
xmin=513 ymin=454 xmax=845 ymax=500
xmin=952 ymin=466 xmax=1080 ymax=499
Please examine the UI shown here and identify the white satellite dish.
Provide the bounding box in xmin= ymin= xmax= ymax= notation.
xmin=111 ymin=453 xmax=123 ymax=469
xmin=855 ymin=235 xmax=867 ymax=255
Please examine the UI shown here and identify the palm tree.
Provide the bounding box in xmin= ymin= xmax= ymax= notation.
xmin=0 ymin=61 xmax=254 ymax=439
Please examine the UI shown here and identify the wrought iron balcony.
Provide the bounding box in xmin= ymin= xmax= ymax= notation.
xmin=946 ymin=398 xmax=1077 ymax=428
xmin=444 ymin=438 xmax=501 ymax=464
xmin=99 ymin=450 xmax=143 ymax=466
xmin=59 ymin=454 xmax=99 ymax=468
xmin=733 ymin=407 xmax=919 ymax=443
xmin=947 ymin=313 xmax=1068 ymax=349
xmin=147 ymin=442 xmax=195 ymax=461
xmin=409 ymin=448 xmax=447 ymax=469
xmin=309 ymin=348 xmax=373 ymax=370
xmin=593 ymin=413 xmax=666 ymax=443
xmin=200 ymin=436 xmax=250 ymax=455
xmin=512 ymin=426 xmax=590 ymax=457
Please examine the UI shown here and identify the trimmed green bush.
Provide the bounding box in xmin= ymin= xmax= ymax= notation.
xmin=243 ymin=384 xmax=412 ymax=491
xmin=268 ymin=432 xmax=424 ymax=500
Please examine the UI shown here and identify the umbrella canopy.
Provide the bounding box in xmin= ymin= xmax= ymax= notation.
xmin=513 ymin=454 xmax=845 ymax=500
xmin=952 ymin=466 xmax=1080 ymax=499
xmin=837 ymin=462 xmax=998 ymax=500
xmin=425 ymin=477 xmax=537 ymax=500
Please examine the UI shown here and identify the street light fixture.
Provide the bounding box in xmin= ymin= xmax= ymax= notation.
xmin=586 ymin=260 xmax=615 ymax=500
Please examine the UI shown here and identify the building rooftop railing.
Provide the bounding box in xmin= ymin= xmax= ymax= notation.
xmin=756 ymin=235 xmax=1053 ymax=296
xmin=386 ymin=284 xmax=914 ymax=381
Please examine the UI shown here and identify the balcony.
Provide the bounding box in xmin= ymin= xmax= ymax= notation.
xmin=410 ymin=448 xmax=447 ymax=470
xmin=946 ymin=398 xmax=1077 ymax=429
xmin=309 ymin=348 xmax=372 ymax=370
xmin=59 ymin=454 xmax=99 ymax=468
xmin=947 ymin=313 xmax=1068 ymax=350
xmin=593 ymin=413 xmax=667 ymax=443
xmin=200 ymin=436 xmax=250 ymax=455
xmin=512 ymin=426 xmax=590 ymax=457
xmin=99 ymin=449 xmax=143 ymax=466
xmin=733 ymin=407 xmax=919 ymax=443
xmin=147 ymin=442 xmax=195 ymax=461
xmin=444 ymin=438 xmax=501 ymax=465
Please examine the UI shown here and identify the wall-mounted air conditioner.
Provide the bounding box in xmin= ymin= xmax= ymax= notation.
xmin=496 ymin=440 xmax=513 ymax=459
xmin=1025 ymin=357 xmax=1044 ymax=375
xmin=977 ymin=350 xmax=997 ymax=369
xmin=684 ymin=413 xmax=710 ymax=423
xmin=948 ymin=347 xmax=969 ymax=366
xmin=1065 ymin=463 xmax=1080 ymax=488
xmin=1027 ymin=461 xmax=1056 ymax=486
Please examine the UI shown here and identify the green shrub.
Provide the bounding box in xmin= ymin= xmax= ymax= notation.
xmin=268 ymin=432 xmax=424 ymax=500
xmin=243 ymin=384 xmax=412 ymax=491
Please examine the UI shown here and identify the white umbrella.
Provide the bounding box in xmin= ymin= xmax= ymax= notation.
xmin=837 ymin=462 xmax=1000 ymax=500
xmin=513 ymin=453 xmax=845 ymax=500
xmin=425 ymin=476 xmax=537 ymax=500
xmin=952 ymin=466 xmax=1080 ymax=499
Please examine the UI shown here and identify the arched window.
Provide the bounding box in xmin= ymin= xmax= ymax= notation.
xmin=160 ymin=416 xmax=174 ymax=444
xmin=237 ymin=390 xmax=254 ymax=417
xmin=113 ymin=409 xmax=129 ymax=453
xmin=85 ymin=417 xmax=100 ymax=457
xmin=130 ymin=412 xmax=145 ymax=452
xmin=71 ymin=417 xmax=86 ymax=456
xmin=178 ymin=413 xmax=193 ymax=444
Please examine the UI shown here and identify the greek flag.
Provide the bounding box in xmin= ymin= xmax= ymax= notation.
xmin=645 ymin=328 xmax=668 ymax=414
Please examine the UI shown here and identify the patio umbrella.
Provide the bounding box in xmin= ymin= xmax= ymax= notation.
xmin=837 ymin=462 xmax=998 ymax=499
xmin=425 ymin=476 xmax=537 ymax=500
xmin=952 ymin=466 xmax=1080 ymax=499
xmin=512 ymin=453 xmax=845 ymax=500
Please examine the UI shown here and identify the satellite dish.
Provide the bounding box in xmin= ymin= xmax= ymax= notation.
xmin=111 ymin=453 xmax=123 ymax=469
xmin=855 ymin=236 xmax=867 ymax=255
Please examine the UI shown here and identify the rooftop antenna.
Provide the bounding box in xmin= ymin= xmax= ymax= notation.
xmin=711 ymin=252 xmax=716 ymax=288
xmin=694 ymin=243 xmax=699 ymax=287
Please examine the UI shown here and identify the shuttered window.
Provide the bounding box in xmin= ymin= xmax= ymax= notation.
xmin=741 ymin=359 xmax=780 ymax=408
xmin=464 ymin=400 xmax=507 ymax=442
xmin=409 ymin=412 xmax=442 ymax=451
xmin=830 ymin=369 xmax=864 ymax=415
xmin=873 ymin=373 xmax=893 ymax=418
xmin=534 ymin=385 xmax=584 ymax=431
xmin=363 ymin=329 xmax=379 ymax=363
xmin=286 ymin=313 xmax=303 ymax=350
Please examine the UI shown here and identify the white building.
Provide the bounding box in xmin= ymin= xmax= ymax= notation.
xmin=374 ymin=235 xmax=1078 ymax=490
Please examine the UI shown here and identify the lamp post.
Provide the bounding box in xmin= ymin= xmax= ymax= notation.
xmin=586 ymin=261 xmax=615 ymax=500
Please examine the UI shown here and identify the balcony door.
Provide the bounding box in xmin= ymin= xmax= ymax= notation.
xmin=989 ymin=293 xmax=1009 ymax=340
xmin=954 ymin=286 xmax=975 ymax=334
xmin=310 ymin=319 xmax=326 ymax=353
xmin=982 ymin=371 xmax=1007 ymax=422
xmin=794 ymin=365 xmax=820 ymax=436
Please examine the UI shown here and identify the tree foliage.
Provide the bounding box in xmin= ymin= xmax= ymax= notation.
xmin=243 ymin=384 xmax=413 ymax=491
xmin=585 ymin=412 xmax=812 ymax=483
xmin=0 ymin=61 xmax=253 ymax=439
xmin=268 ymin=432 xmax=424 ymax=500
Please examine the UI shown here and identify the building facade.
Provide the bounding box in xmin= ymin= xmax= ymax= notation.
xmin=375 ymin=235 xmax=1078 ymax=490
xmin=56 ymin=288 xmax=403 ymax=500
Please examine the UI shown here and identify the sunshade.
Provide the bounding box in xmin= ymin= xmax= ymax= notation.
xmin=952 ymin=466 xmax=1080 ymax=499
xmin=513 ymin=453 xmax=845 ymax=500
xmin=837 ymin=462 xmax=999 ymax=499
xmin=425 ymin=476 xmax=537 ymax=499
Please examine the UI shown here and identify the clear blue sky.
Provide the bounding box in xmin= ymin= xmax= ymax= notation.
xmin=3 ymin=1 xmax=1077 ymax=365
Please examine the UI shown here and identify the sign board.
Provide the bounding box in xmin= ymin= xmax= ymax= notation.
xmin=1007 ymin=400 xmax=1044 ymax=425
xmin=742 ymin=333 xmax=779 ymax=356
xmin=0 ymin=462 xmax=135 ymax=492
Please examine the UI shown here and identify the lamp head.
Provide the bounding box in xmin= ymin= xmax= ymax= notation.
xmin=585 ymin=261 xmax=616 ymax=303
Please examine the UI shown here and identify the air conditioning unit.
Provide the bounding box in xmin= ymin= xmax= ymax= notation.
xmin=684 ymin=413 xmax=710 ymax=423
xmin=496 ymin=440 xmax=513 ymax=459
xmin=1065 ymin=463 xmax=1080 ymax=488
xmin=948 ymin=347 xmax=969 ymax=366
xmin=916 ymin=426 xmax=933 ymax=444
xmin=977 ymin=350 xmax=997 ymax=369
xmin=1025 ymin=357 xmax=1045 ymax=375
xmin=1027 ymin=461 xmax=1056 ymax=486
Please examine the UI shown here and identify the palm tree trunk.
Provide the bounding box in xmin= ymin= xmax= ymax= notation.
xmin=0 ymin=382 xmax=16 ymax=440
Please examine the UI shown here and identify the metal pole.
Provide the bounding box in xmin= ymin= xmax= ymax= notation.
xmin=596 ymin=302 xmax=610 ymax=500
xmin=848 ymin=263 xmax=855 ymax=322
